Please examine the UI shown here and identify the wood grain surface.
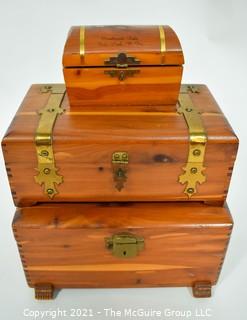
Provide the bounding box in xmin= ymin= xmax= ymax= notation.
xmin=2 ymin=84 xmax=238 ymax=206
xmin=13 ymin=202 xmax=233 ymax=290
xmin=64 ymin=66 xmax=183 ymax=107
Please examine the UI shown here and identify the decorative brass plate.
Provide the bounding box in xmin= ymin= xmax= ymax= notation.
xmin=34 ymin=84 xmax=66 ymax=199
xmin=105 ymin=233 xmax=144 ymax=258
xmin=104 ymin=52 xmax=140 ymax=68
xmin=178 ymin=86 xmax=207 ymax=197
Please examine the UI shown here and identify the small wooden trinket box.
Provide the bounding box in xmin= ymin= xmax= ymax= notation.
xmin=63 ymin=25 xmax=184 ymax=108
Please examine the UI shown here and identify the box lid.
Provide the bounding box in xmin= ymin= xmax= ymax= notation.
xmin=62 ymin=25 xmax=184 ymax=67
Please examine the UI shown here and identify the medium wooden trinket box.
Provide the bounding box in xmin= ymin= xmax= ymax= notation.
xmin=2 ymin=84 xmax=238 ymax=205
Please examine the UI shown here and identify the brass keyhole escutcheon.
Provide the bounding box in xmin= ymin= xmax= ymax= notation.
xmin=104 ymin=69 xmax=140 ymax=81
xmin=116 ymin=168 xmax=125 ymax=178
xmin=118 ymin=70 xmax=126 ymax=81
xmin=105 ymin=233 xmax=144 ymax=258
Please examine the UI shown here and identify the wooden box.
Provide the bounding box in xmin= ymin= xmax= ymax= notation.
xmin=63 ymin=25 xmax=184 ymax=108
xmin=13 ymin=202 xmax=233 ymax=299
xmin=2 ymin=84 xmax=238 ymax=206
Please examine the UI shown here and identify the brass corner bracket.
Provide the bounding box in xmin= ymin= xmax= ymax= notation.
xmin=180 ymin=84 xmax=200 ymax=94
xmin=178 ymin=86 xmax=207 ymax=197
xmin=34 ymin=84 xmax=66 ymax=199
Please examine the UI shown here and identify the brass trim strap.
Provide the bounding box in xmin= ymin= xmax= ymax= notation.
xmin=177 ymin=89 xmax=207 ymax=197
xmin=159 ymin=25 xmax=166 ymax=64
xmin=34 ymin=84 xmax=66 ymax=199
xmin=80 ymin=26 xmax=85 ymax=59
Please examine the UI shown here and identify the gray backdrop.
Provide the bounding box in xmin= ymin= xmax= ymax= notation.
xmin=0 ymin=0 xmax=246 ymax=319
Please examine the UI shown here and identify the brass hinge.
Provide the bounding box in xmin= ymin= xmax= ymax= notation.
xmin=178 ymin=86 xmax=207 ymax=197
xmin=34 ymin=84 xmax=66 ymax=199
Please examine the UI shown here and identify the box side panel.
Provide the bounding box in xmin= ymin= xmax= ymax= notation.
xmin=1 ymin=85 xmax=46 ymax=205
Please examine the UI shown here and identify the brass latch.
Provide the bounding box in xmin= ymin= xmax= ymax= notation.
xmin=105 ymin=233 xmax=144 ymax=258
xmin=112 ymin=152 xmax=128 ymax=191
xmin=177 ymin=85 xmax=207 ymax=198
xmin=34 ymin=84 xmax=66 ymax=199
xmin=104 ymin=52 xmax=140 ymax=81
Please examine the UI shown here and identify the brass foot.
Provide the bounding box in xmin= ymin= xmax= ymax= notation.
xmin=192 ymin=281 xmax=212 ymax=298
xmin=35 ymin=283 xmax=54 ymax=300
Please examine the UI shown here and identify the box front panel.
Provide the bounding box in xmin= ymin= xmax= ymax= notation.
xmin=64 ymin=66 xmax=182 ymax=107
xmin=8 ymin=160 xmax=233 ymax=206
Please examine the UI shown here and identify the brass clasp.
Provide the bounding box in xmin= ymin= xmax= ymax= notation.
xmin=112 ymin=152 xmax=128 ymax=191
xmin=104 ymin=53 xmax=140 ymax=81
xmin=105 ymin=233 xmax=144 ymax=258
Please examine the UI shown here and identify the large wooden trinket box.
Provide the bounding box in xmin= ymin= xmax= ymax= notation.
xmin=13 ymin=202 xmax=233 ymax=299
xmin=2 ymin=84 xmax=238 ymax=206
xmin=63 ymin=25 xmax=184 ymax=108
